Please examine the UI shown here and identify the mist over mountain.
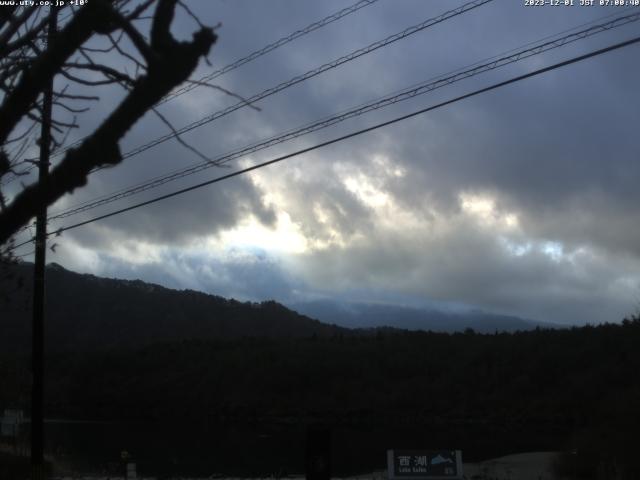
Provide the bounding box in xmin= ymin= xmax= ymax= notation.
xmin=1 ymin=262 xmax=557 ymax=355
xmin=289 ymin=299 xmax=557 ymax=333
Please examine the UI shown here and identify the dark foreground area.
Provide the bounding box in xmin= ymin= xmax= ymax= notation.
xmin=2 ymin=319 xmax=640 ymax=477
xmin=2 ymin=420 xmax=565 ymax=478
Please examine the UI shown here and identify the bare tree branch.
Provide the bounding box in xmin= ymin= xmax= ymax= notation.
xmin=186 ymin=79 xmax=261 ymax=112
xmin=151 ymin=106 xmax=214 ymax=163
xmin=64 ymin=62 xmax=136 ymax=85
xmin=1 ymin=13 xmax=48 ymax=57
xmin=0 ymin=0 xmax=217 ymax=244
xmin=0 ymin=6 xmax=38 ymax=55
xmin=0 ymin=1 xmax=120 ymax=145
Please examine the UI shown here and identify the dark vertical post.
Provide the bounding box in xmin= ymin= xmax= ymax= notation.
xmin=305 ymin=425 xmax=331 ymax=480
xmin=31 ymin=7 xmax=56 ymax=480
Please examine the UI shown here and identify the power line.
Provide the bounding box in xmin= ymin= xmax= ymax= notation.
xmin=46 ymin=7 xmax=640 ymax=217
xmin=48 ymin=11 xmax=640 ymax=222
xmin=4 ymin=0 xmax=490 ymax=189
xmin=48 ymin=0 xmax=381 ymax=159
xmin=158 ymin=0 xmax=380 ymax=105
xmin=4 ymin=33 xmax=634 ymax=253
xmin=102 ymin=0 xmax=495 ymax=162
xmin=14 ymin=249 xmax=35 ymax=259
xmin=3 ymin=0 xmax=488 ymax=193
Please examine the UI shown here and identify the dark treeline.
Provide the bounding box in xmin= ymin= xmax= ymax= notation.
xmin=3 ymin=319 xmax=640 ymax=441
xmin=2 ymin=319 xmax=639 ymax=422
xmin=2 ymin=320 xmax=640 ymax=477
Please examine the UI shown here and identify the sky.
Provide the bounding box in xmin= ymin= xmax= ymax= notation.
xmin=6 ymin=0 xmax=640 ymax=326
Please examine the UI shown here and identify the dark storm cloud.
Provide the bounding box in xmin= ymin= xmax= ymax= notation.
xmin=295 ymin=215 xmax=639 ymax=325
xmin=25 ymin=0 xmax=640 ymax=326
xmin=377 ymin=41 xmax=640 ymax=256
xmin=59 ymin=173 xmax=276 ymax=249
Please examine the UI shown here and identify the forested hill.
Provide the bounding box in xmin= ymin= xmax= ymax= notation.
xmin=1 ymin=261 xmax=639 ymax=476
xmin=29 ymin=320 xmax=640 ymax=424
xmin=0 ymin=262 xmax=347 ymax=353
xmin=0 ymin=262 xmax=549 ymax=353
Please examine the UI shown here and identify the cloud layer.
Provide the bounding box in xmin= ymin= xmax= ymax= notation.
xmin=11 ymin=0 xmax=640 ymax=325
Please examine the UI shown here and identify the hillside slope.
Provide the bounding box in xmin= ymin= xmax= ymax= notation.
xmin=0 ymin=262 xmax=346 ymax=352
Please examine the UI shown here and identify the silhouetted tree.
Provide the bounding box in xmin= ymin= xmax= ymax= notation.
xmin=0 ymin=0 xmax=217 ymax=247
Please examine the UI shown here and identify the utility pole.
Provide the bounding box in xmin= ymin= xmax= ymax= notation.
xmin=32 ymin=7 xmax=56 ymax=480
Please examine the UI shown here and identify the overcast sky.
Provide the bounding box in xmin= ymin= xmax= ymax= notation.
xmin=8 ymin=0 xmax=640 ymax=325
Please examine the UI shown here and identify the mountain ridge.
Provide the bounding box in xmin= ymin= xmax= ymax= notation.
xmin=289 ymin=299 xmax=559 ymax=333
xmin=1 ymin=262 xmax=556 ymax=353
xmin=0 ymin=262 xmax=347 ymax=353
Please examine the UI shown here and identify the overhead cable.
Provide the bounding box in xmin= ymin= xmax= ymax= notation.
xmin=159 ymin=0 xmax=381 ymax=104
xmin=4 ymin=33 xmax=631 ymax=252
xmin=112 ymin=0 xmax=494 ymax=161
xmin=48 ymin=12 xmax=640 ymax=221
